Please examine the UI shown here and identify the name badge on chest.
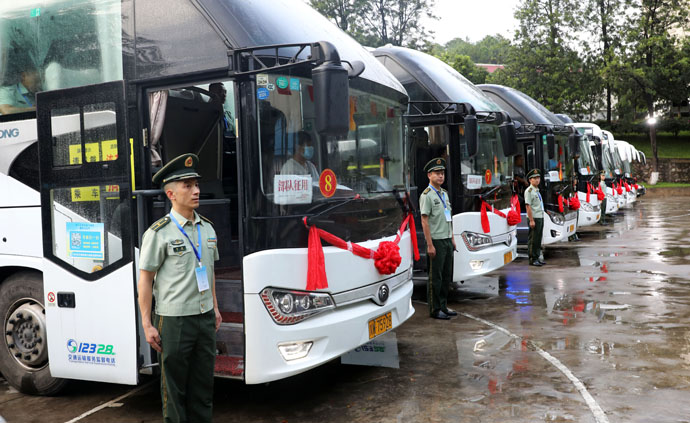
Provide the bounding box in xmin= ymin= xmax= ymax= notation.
xmin=444 ymin=209 xmax=452 ymax=222
xmin=195 ymin=265 xmax=210 ymax=292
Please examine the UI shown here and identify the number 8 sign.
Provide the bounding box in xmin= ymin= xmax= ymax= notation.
xmin=319 ymin=169 xmax=337 ymax=198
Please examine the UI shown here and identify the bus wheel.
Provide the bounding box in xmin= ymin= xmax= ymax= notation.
xmin=0 ymin=271 xmax=67 ymax=395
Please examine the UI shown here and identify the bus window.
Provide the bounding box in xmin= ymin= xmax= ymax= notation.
xmin=0 ymin=0 xmax=122 ymax=116
xmin=257 ymin=72 xmax=405 ymax=207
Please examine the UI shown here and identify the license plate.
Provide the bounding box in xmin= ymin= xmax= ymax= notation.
xmin=368 ymin=312 xmax=392 ymax=339
xmin=569 ymin=224 xmax=574 ymax=233
xmin=503 ymin=251 xmax=513 ymax=265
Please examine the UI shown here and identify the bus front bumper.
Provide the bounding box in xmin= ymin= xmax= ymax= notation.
xmin=243 ymin=271 xmax=414 ymax=384
xmin=453 ymin=232 xmax=517 ymax=282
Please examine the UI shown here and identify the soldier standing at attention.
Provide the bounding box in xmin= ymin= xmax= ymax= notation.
xmin=137 ymin=153 xmax=222 ymax=423
xmin=525 ymin=169 xmax=546 ymax=267
xmin=598 ymin=170 xmax=609 ymax=225
xmin=420 ymin=158 xmax=458 ymax=320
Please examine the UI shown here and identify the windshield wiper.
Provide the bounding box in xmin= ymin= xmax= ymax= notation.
xmin=304 ymin=194 xmax=364 ymax=225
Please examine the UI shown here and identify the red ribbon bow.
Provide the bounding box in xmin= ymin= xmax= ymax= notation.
xmin=481 ymin=195 xmax=521 ymax=233
xmin=304 ymin=214 xmax=420 ymax=291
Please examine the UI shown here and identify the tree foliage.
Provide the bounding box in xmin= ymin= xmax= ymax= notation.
xmin=310 ymin=0 xmax=437 ymax=48
xmin=434 ymin=52 xmax=489 ymax=84
xmin=605 ymin=0 xmax=690 ymax=170
xmin=441 ymin=35 xmax=513 ymax=64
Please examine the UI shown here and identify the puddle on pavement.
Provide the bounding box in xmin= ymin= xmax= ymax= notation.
xmin=340 ymin=331 xmax=400 ymax=369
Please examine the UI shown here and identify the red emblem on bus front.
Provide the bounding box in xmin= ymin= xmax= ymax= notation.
xmin=319 ymin=169 xmax=337 ymax=198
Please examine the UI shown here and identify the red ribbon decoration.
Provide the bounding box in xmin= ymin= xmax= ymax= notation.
xmin=558 ymin=194 xmax=564 ymax=213
xmin=596 ymin=186 xmax=605 ymax=201
xmin=303 ymin=214 xmax=419 ymax=291
xmin=586 ymin=183 xmax=591 ymax=203
xmin=616 ymin=183 xmax=623 ymax=195
xmin=507 ymin=194 xmax=521 ymax=226
xmin=568 ymin=195 xmax=581 ymax=210
xmin=635 ymin=183 xmax=640 ymax=190
xmin=481 ymin=195 xmax=521 ymax=232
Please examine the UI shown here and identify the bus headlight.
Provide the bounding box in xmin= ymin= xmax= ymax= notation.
xmin=261 ymin=288 xmax=335 ymax=325
xmin=546 ymin=211 xmax=565 ymax=225
xmin=580 ymin=202 xmax=593 ymax=212
xmin=461 ymin=231 xmax=492 ymax=251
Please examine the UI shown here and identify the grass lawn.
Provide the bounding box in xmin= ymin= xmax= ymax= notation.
xmin=618 ymin=133 xmax=690 ymax=159
xmin=647 ymin=182 xmax=690 ymax=188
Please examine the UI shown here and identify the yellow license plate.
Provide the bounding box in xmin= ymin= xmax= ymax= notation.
xmin=503 ymin=251 xmax=513 ymax=265
xmin=368 ymin=312 xmax=392 ymax=339
xmin=569 ymin=225 xmax=574 ymax=232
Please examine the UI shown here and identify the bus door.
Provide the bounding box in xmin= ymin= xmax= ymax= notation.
xmin=36 ymin=81 xmax=138 ymax=385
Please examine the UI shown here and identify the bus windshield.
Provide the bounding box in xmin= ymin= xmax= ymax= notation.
xmin=542 ymin=134 xmax=572 ymax=183
xmin=577 ymin=135 xmax=596 ymax=175
xmin=257 ymin=72 xmax=405 ymax=209
xmin=0 ymin=0 xmax=123 ymax=116
xmin=461 ymin=124 xmax=513 ymax=196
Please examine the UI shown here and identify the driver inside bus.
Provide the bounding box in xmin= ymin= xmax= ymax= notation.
xmin=280 ymin=130 xmax=319 ymax=180
xmin=0 ymin=67 xmax=41 ymax=115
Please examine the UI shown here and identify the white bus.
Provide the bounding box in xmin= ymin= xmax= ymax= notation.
xmin=373 ymin=47 xmax=519 ymax=282
xmin=0 ymin=0 xmax=416 ymax=395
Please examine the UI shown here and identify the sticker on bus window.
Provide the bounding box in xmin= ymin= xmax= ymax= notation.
xmin=466 ymin=175 xmax=482 ymax=189
xmin=256 ymin=74 xmax=269 ymax=85
xmin=66 ymin=222 xmax=104 ymax=260
xmin=276 ymin=77 xmax=289 ymax=90
xmin=319 ymin=169 xmax=337 ymax=198
xmin=549 ymin=170 xmax=560 ymax=181
xmin=257 ymin=87 xmax=270 ymax=100
xmin=274 ymin=175 xmax=313 ymax=205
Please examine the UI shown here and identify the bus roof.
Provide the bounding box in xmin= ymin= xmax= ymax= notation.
xmin=478 ymin=84 xmax=563 ymax=126
xmin=194 ymin=0 xmax=406 ymax=95
xmin=372 ymin=46 xmax=502 ymax=112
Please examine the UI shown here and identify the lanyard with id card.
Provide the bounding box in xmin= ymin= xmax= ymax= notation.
xmin=170 ymin=214 xmax=210 ymax=292
xmin=429 ymin=185 xmax=452 ymax=222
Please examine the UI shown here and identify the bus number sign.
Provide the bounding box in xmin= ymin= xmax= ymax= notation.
xmin=319 ymin=169 xmax=337 ymax=198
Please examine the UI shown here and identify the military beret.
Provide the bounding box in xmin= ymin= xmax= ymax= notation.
xmin=527 ymin=168 xmax=541 ymax=179
xmin=424 ymin=157 xmax=446 ymax=173
xmin=152 ymin=153 xmax=201 ymax=186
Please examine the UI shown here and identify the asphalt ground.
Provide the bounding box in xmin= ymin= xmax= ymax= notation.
xmin=2 ymin=196 xmax=690 ymax=423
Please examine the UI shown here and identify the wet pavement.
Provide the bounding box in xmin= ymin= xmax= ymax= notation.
xmin=2 ymin=197 xmax=690 ymax=422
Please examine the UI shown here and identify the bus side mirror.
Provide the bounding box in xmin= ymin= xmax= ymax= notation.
xmin=546 ymin=133 xmax=555 ymax=160
xmin=568 ymin=132 xmax=581 ymax=159
xmin=464 ymin=114 xmax=478 ymax=157
xmin=312 ymin=41 xmax=350 ymax=137
xmin=499 ymin=121 xmax=517 ymax=156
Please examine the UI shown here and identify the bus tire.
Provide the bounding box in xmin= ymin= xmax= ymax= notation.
xmin=0 ymin=271 xmax=68 ymax=396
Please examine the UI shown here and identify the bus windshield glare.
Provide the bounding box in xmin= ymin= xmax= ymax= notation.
xmin=0 ymin=0 xmax=123 ymax=116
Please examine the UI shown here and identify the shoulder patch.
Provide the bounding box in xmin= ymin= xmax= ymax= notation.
xmin=199 ymin=214 xmax=214 ymax=226
xmin=422 ymin=187 xmax=431 ymax=195
xmin=150 ymin=216 xmax=171 ymax=232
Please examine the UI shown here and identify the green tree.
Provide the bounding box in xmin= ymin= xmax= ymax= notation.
xmin=311 ymin=0 xmax=437 ymax=48
xmin=582 ymin=0 xmax=626 ymax=124
xmin=607 ymin=0 xmax=690 ymax=172
xmin=444 ymin=35 xmax=513 ymax=64
xmin=435 ymin=52 xmax=489 ymax=84
xmin=309 ymin=0 xmax=367 ymax=32
xmin=488 ymin=0 xmax=591 ymax=116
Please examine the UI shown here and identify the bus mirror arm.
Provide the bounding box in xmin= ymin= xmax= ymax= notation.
xmin=341 ymin=60 xmax=366 ymax=79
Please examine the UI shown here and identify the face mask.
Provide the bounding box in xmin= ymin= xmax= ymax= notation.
xmin=303 ymin=146 xmax=314 ymax=160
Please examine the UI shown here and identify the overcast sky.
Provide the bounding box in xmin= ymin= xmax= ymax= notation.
xmin=423 ymin=0 xmax=519 ymax=45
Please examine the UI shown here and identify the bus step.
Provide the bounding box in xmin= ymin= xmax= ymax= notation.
xmin=215 ymin=355 xmax=244 ymax=378
xmin=220 ymin=311 xmax=243 ymax=324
